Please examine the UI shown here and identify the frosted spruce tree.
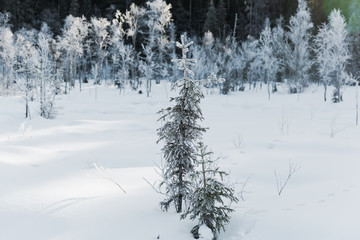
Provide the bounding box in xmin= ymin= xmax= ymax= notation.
xmin=182 ymin=142 xmax=238 ymax=240
xmin=157 ymin=35 xmax=223 ymax=213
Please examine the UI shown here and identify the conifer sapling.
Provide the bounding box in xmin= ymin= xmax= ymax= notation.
xmin=182 ymin=142 xmax=238 ymax=240
xmin=157 ymin=35 xmax=224 ymax=213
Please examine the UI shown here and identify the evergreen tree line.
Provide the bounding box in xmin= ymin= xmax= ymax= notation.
xmin=1 ymin=0 xmax=350 ymax=40
xmin=0 ymin=0 xmax=359 ymax=119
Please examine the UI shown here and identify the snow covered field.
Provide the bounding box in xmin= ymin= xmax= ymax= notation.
xmin=0 ymin=82 xmax=359 ymax=240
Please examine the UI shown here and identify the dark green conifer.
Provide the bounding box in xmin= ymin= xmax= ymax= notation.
xmin=203 ymin=1 xmax=218 ymax=36
xmin=69 ymin=0 xmax=79 ymax=17
xmin=157 ymin=35 xmax=206 ymax=213
xmin=217 ymin=0 xmax=227 ymax=38
xmin=182 ymin=142 xmax=238 ymax=240
xmin=82 ymin=0 xmax=93 ymax=19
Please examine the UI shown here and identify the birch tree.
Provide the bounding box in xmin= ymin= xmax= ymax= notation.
xmin=58 ymin=15 xmax=89 ymax=92
xmin=15 ymin=31 xmax=39 ymax=118
xmin=258 ymin=19 xmax=279 ymax=100
xmin=90 ymin=17 xmax=110 ymax=85
xmin=0 ymin=12 xmax=16 ymax=89
xmin=315 ymin=9 xmax=351 ymax=102
xmin=36 ymin=23 xmax=59 ymax=118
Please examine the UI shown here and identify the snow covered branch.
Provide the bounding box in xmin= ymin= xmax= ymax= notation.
xmin=274 ymin=160 xmax=300 ymax=196
xmin=93 ymin=163 xmax=126 ymax=194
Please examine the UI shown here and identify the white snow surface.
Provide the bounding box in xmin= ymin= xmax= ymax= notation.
xmin=0 ymin=82 xmax=359 ymax=240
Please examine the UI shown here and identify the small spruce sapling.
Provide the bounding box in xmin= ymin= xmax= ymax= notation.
xmin=157 ymin=35 xmax=224 ymax=213
xmin=182 ymin=142 xmax=238 ymax=240
xmin=157 ymin=35 xmax=206 ymax=213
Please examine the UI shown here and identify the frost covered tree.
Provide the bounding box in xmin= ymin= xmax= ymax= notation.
xmin=124 ymin=3 xmax=145 ymax=88
xmin=242 ymin=36 xmax=261 ymax=89
xmin=258 ymin=19 xmax=279 ymax=100
xmin=58 ymin=15 xmax=88 ymax=92
xmin=140 ymin=34 xmax=155 ymax=97
xmin=90 ymin=17 xmax=110 ymax=85
xmin=36 ymin=23 xmax=59 ymax=118
xmin=157 ymin=35 xmax=224 ymax=213
xmin=124 ymin=3 xmax=145 ymax=49
xmin=144 ymin=0 xmax=172 ymax=83
xmin=286 ymin=0 xmax=313 ymax=93
xmin=202 ymin=31 xmax=217 ymax=81
xmin=0 ymin=12 xmax=16 ymax=89
xmin=221 ymin=36 xmax=244 ymax=94
xmin=271 ymin=17 xmax=288 ymax=83
xmin=315 ymin=9 xmax=351 ymax=102
xmin=15 ymin=30 xmax=39 ymax=118
xmin=157 ymin=35 xmax=206 ymax=213
xmin=139 ymin=0 xmax=171 ymax=95
xmin=109 ymin=11 xmax=134 ymax=91
xmin=191 ymin=40 xmax=207 ymax=82
xmin=136 ymin=0 xmax=172 ymax=94
xmin=182 ymin=142 xmax=238 ymax=240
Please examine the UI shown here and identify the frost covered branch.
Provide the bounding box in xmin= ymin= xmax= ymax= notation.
xmin=274 ymin=160 xmax=300 ymax=196
xmin=238 ymin=175 xmax=251 ymax=201
xmin=172 ymin=35 xmax=225 ymax=88
xmin=233 ymin=135 xmax=243 ymax=150
xmin=143 ymin=161 xmax=168 ymax=196
xmin=93 ymin=163 xmax=126 ymax=194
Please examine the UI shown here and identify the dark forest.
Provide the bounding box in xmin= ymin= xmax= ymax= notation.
xmin=0 ymin=0 xmax=332 ymax=39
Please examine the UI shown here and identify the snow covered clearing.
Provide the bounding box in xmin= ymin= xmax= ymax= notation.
xmin=0 ymin=82 xmax=359 ymax=240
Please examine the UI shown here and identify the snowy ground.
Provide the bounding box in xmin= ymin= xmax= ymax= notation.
xmin=0 ymin=82 xmax=359 ymax=240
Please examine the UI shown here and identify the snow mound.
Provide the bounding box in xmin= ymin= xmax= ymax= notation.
xmin=198 ymin=225 xmax=213 ymax=240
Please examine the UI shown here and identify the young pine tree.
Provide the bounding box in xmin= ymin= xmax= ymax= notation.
xmin=157 ymin=35 xmax=206 ymax=213
xmin=182 ymin=142 xmax=238 ymax=240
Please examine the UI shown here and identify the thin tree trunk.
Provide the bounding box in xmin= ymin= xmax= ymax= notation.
xmin=177 ymin=166 xmax=183 ymax=213
xmin=356 ymin=83 xmax=358 ymax=126
xmin=267 ymin=72 xmax=270 ymax=100
xmin=40 ymin=60 xmax=44 ymax=117
xmin=25 ymin=74 xmax=30 ymax=118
